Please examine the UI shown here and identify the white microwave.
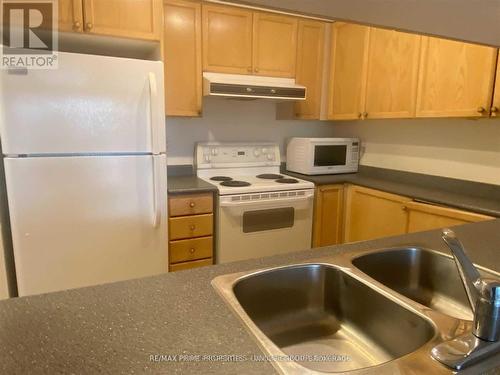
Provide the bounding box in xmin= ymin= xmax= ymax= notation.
xmin=286 ymin=138 xmax=360 ymax=175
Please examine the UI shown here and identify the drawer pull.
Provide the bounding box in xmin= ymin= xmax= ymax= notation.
xmin=189 ymin=248 xmax=196 ymax=254
xmin=189 ymin=224 xmax=196 ymax=231
xmin=189 ymin=202 xmax=195 ymax=208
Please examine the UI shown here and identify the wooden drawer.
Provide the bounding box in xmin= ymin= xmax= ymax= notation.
xmin=169 ymin=236 xmax=213 ymax=263
xmin=169 ymin=258 xmax=213 ymax=272
xmin=169 ymin=193 xmax=213 ymax=217
xmin=169 ymin=214 xmax=213 ymax=240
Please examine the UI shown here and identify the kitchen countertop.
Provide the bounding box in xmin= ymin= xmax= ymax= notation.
xmin=1 ymin=219 xmax=500 ymax=374
xmin=283 ymin=166 xmax=500 ymax=218
xmin=167 ymin=164 xmax=500 ymax=217
xmin=167 ymin=175 xmax=218 ymax=195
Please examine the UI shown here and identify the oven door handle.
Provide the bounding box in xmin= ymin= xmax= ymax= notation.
xmin=220 ymin=195 xmax=313 ymax=207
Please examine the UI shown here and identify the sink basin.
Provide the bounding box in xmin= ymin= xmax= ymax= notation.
xmin=229 ymin=264 xmax=435 ymax=373
xmin=352 ymin=248 xmax=500 ymax=321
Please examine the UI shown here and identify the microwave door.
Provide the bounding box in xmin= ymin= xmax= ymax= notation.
xmin=313 ymin=144 xmax=348 ymax=168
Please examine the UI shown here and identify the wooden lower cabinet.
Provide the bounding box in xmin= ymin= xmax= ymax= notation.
xmin=313 ymin=183 xmax=495 ymax=247
xmin=312 ymin=184 xmax=344 ymax=247
xmin=169 ymin=258 xmax=213 ymax=272
xmin=169 ymin=236 xmax=213 ymax=263
xmin=406 ymin=201 xmax=494 ymax=233
xmin=344 ymin=185 xmax=411 ymax=242
xmin=168 ymin=192 xmax=214 ymax=272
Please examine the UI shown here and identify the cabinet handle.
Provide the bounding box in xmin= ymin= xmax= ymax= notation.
xmin=189 ymin=225 xmax=196 ymax=231
xmin=189 ymin=202 xmax=195 ymax=208
xmin=402 ymin=206 xmax=408 ymax=211
xmin=362 ymin=112 xmax=368 ymax=118
xmin=491 ymin=106 xmax=499 ymax=114
xmin=189 ymin=248 xmax=196 ymax=254
xmin=254 ymin=68 xmax=259 ymax=73
xmin=477 ymin=106 xmax=486 ymax=113
xmin=86 ymin=22 xmax=93 ymax=31
xmin=246 ymin=87 xmax=253 ymax=93
xmin=73 ymin=21 xmax=81 ymax=30
xmin=247 ymin=67 xmax=252 ymax=73
xmin=358 ymin=112 xmax=362 ymax=119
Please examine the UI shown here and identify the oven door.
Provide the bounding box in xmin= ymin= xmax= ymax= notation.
xmin=217 ymin=192 xmax=314 ymax=264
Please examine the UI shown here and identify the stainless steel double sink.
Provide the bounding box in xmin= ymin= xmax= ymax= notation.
xmin=212 ymin=247 xmax=500 ymax=374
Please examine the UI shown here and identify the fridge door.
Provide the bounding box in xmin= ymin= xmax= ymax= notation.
xmin=4 ymin=155 xmax=168 ymax=296
xmin=0 ymin=52 xmax=165 ymax=155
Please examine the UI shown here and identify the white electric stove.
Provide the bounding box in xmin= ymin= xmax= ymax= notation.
xmin=196 ymin=142 xmax=314 ymax=264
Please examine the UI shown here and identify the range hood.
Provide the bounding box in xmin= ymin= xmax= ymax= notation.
xmin=203 ymin=72 xmax=306 ymax=101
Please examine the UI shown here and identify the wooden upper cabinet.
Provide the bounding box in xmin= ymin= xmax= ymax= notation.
xmin=416 ymin=37 xmax=497 ymax=118
xmin=364 ymin=28 xmax=421 ymax=119
xmin=294 ymin=19 xmax=326 ymax=119
xmin=164 ymin=0 xmax=202 ymax=117
xmin=344 ymin=185 xmax=410 ymax=242
xmin=313 ymin=185 xmax=344 ymax=247
xmin=82 ymin=0 xmax=161 ymax=40
xmin=252 ymin=12 xmax=298 ymax=77
xmin=492 ymin=51 xmax=500 ymax=117
xmin=202 ymin=4 xmax=253 ymax=74
xmin=406 ymin=201 xmax=493 ymax=234
xmin=327 ymin=22 xmax=370 ymax=120
xmin=58 ymin=0 xmax=84 ymax=32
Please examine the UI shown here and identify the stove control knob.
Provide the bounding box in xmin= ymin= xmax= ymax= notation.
xmin=267 ymin=154 xmax=274 ymax=161
xmin=253 ymin=149 xmax=261 ymax=157
xmin=204 ymin=155 xmax=211 ymax=162
xmin=262 ymin=148 xmax=268 ymax=154
xmin=211 ymin=148 xmax=218 ymax=156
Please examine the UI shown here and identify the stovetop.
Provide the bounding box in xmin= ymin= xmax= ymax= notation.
xmin=199 ymin=173 xmax=314 ymax=195
xmin=195 ymin=142 xmax=314 ymax=195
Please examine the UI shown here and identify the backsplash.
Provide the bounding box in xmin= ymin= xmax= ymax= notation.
xmin=332 ymin=118 xmax=500 ymax=186
xmin=165 ymin=98 xmax=336 ymax=165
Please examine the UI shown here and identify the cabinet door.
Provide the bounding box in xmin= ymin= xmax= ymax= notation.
xmin=406 ymin=202 xmax=493 ymax=234
xmin=58 ymin=0 xmax=84 ymax=32
xmin=253 ymin=12 xmax=298 ymax=78
xmin=327 ymin=23 xmax=370 ymax=120
xmin=364 ymin=28 xmax=421 ymax=119
xmin=164 ymin=0 xmax=202 ymax=117
xmin=416 ymin=37 xmax=497 ymax=118
xmin=312 ymin=185 xmax=344 ymax=247
xmin=202 ymin=4 xmax=253 ymax=74
xmin=294 ymin=20 xmax=326 ymax=119
xmin=82 ymin=0 xmax=161 ymax=40
xmin=344 ymin=185 xmax=410 ymax=242
xmin=492 ymin=51 xmax=500 ymax=117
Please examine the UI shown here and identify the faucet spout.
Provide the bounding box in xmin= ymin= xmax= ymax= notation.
xmin=442 ymin=229 xmax=482 ymax=313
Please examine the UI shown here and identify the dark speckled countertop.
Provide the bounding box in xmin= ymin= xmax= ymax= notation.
xmin=168 ymin=164 xmax=500 ymax=217
xmin=1 ymin=220 xmax=500 ymax=374
xmin=283 ymin=165 xmax=500 ymax=218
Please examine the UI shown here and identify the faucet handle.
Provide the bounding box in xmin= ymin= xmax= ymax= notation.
xmin=478 ymin=279 xmax=500 ymax=303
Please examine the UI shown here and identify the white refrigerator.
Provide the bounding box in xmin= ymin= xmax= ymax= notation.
xmin=0 ymin=51 xmax=168 ymax=296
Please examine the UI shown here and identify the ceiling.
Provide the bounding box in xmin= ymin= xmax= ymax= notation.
xmin=226 ymin=0 xmax=500 ymax=47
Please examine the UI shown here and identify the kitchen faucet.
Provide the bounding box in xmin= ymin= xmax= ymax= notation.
xmin=431 ymin=229 xmax=500 ymax=370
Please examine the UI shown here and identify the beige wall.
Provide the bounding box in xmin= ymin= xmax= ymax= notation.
xmin=332 ymin=118 xmax=500 ymax=186
xmin=166 ymin=97 xmax=337 ymax=165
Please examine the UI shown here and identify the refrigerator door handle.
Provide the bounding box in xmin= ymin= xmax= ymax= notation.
xmin=152 ymin=155 xmax=161 ymax=228
xmin=148 ymin=72 xmax=159 ymax=155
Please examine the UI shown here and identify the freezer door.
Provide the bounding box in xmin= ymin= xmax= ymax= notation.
xmin=4 ymin=155 xmax=168 ymax=296
xmin=0 ymin=51 xmax=165 ymax=155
